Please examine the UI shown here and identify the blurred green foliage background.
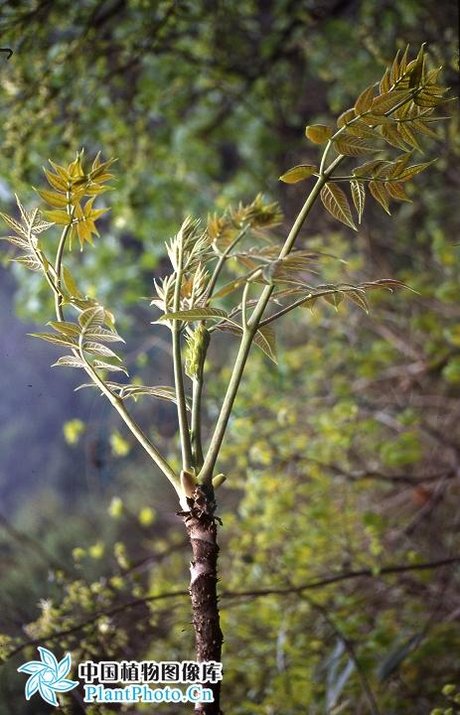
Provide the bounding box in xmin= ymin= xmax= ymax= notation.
xmin=0 ymin=1 xmax=459 ymax=713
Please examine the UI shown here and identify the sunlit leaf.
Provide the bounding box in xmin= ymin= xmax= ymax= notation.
xmin=0 ymin=212 xmax=27 ymax=237
xmin=378 ymin=68 xmax=391 ymax=94
xmin=279 ymin=164 xmax=317 ymax=184
xmin=82 ymin=342 xmax=122 ymax=360
xmin=354 ymin=85 xmax=375 ymax=114
xmin=396 ymin=161 xmax=436 ymax=182
xmin=62 ymin=266 xmax=81 ymax=297
xmin=397 ymin=123 xmax=422 ymax=151
xmin=12 ymin=255 xmax=43 ymax=271
xmin=384 ymin=181 xmax=412 ymax=202
xmin=369 ymin=180 xmax=391 ymax=214
xmin=305 ymin=124 xmax=333 ymax=144
xmin=52 ymin=355 xmax=86 ymax=369
xmin=253 ymin=325 xmax=277 ymax=363
xmin=380 ymin=124 xmax=410 ymax=150
xmin=353 ymin=159 xmax=388 ymax=178
xmin=47 ymin=321 xmax=81 ymax=337
xmin=159 ymin=307 xmax=228 ymax=322
xmin=350 ymin=180 xmax=365 ymax=223
xmin=29 ymin=332 xmax=77 ymax=348
xmin=336 ymin=108 xmax=356 ymax=128
xmin=35 ymin=188 xmax=69 ymax=208
xmin=320 ymin=184 xmax=357 ymax=230
xmin=92 ymin=360 xmax=128 ymax=375
xmin=371 ymin=90 xmax=412 ymax=115
xmin=0 ymin=234 xmax=30 ymax=250
xmin=79 ymin=306 xmax=105 ymax=332
xmin=334 ymin=136 xmax=379 ymax=156
xmin=42 ymin=209 xmax=71 ymax=225
xmin=43 ymin=167 xmax=68 ymax=192
xmin=320 ymin=289 xmax=343 ymax=309
xmin=84 ymin=327 xmax=125 ymax=343
xmin=343 ymin=120 xmax=376 ymax=139
xmin=344 ymin=289 xmax=369 ymax=313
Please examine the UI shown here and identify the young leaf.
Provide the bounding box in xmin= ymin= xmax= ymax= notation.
xmin=13 ymin=255 xmax=43 ymax=271
xmin=29 ymin=332 xmax=77 ymax=348
xmin=82 ymin=342 xmax=122 ymax=360
xmin=84 ymin=327 xmax=125 ymax=343
xmin=361 ymin=278 xmax=409 ymax=292
xmin=279 ymin=164 xmax=317 ymax=184
xmin=253 ymin=325 xmax=277 ymax=364
xmin=344 ymin=120 xmax=376 ymax=139
xmin=354 ymin=85 xmax=375 ymax=114
xmin=411 ymin=118 xmax=439 ymax=140
xmin=380 ymin=124 xmax=410 ymax=150
xmin=369 ymin=181 xmax=391 ymax=214
xmin=43 ymin=167 xmax=68 ymax=192
xmin=323 ymin=291 xmax=344 ymax=309
xmin=353 ymin=159 xmax=388 ymax=178
xmin=213 ymin=276 xmax=250 ymax=299
xmin=384 ymin=181 xmax=412 ymax=202
xmin=35 ymin=188 xmax=69 ymax=208
xmin=92 ymin=360 xmax=129 ymax=375
xmin=371 ymin=90 xmax=412 ymax=115
xmin=0 ymin=234 xmax=30 ymax=250
xmin=62 ymin=266 xmax=81 ymax=297
xmin=0 ymin=212 xmax=27 ymax=238
xmin=407 ymin=44 xmax=425 ymax=89
xmin=52 ymin=355 xmax=86 ymax=369
xmin=79 ymin=306 xmax=105 ymax=332
xmin=320 ymin=184 xmax=357 ymax=231
xmin=396 ymin=161 xmax=435 ymax=182
xmin=378 ymin=68 xmax=391 ymax=94
xmin=47 ymin=321 xmax=81 ymax=337
xmin=336 ymin=108 xmax=356 ymax=128
xmin=159 ymin=307 xmax=228 ymax=322
xmin=334 ymin=136 xmax=379 ymax=156
xmin=305 ymin=124 xmax=333 ymax=144
xmin=344 ymin=289 xmax=369 ymax=313
xmin=350 ymin=180 xmax=366 ymax=224
xmin=42 ymin=209 xmax=71 ymax=225
xmin=119 ymin=385 xmax=189 ymax=408
xmin=397 ymin=123 xmax=422 ymax=151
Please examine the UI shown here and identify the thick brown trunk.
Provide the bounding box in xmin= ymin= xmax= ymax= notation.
xmin=181 ymin=485 xmax=223 ymax=715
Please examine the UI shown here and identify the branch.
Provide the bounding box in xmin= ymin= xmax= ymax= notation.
xmin=172 ymin=241 xmax=193 ymax=471
xmin=0 ymin=513 xmax=68 ymax=574
xmin=198 ymin=154 xmax=344 ymax=483
xmin=4 ymin=589 xmax=187 ymax=662
xmin=4 ymin=557 xmax=457 ymax=664
xmin=50 ymin=218 xmax=180 ymax=494
xmin=205 ymin=225 xmax=250 ymax=302
xmin=221 ymin=555 xmax=460 ymax=600
xmin=302 ymin=593 xmax=381 ymax=715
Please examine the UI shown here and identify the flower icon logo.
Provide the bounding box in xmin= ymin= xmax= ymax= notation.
xmin=17 ymin=646 xmax=78 ymax=706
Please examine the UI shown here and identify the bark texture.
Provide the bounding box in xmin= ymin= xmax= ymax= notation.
xmin=181 ymin=486 xmax=223 ymax=715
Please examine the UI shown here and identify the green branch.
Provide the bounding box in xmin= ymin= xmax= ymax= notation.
xmin=205 ymin=225 xmax=250 ymax=302
xmin=191 ymin=368 xmax=205 ymax=470
xmin=198 ymin=154 xmax=344 ymax=483
xmin=50 ymin=215 xmax=181 ymax=495
xmin=53 ymin=206 xmax=75 ymax=321
xmin=79 ymin=351 xmax=180 ymax=495
xmin=172 ymin=243 xmax=193 ymax=471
